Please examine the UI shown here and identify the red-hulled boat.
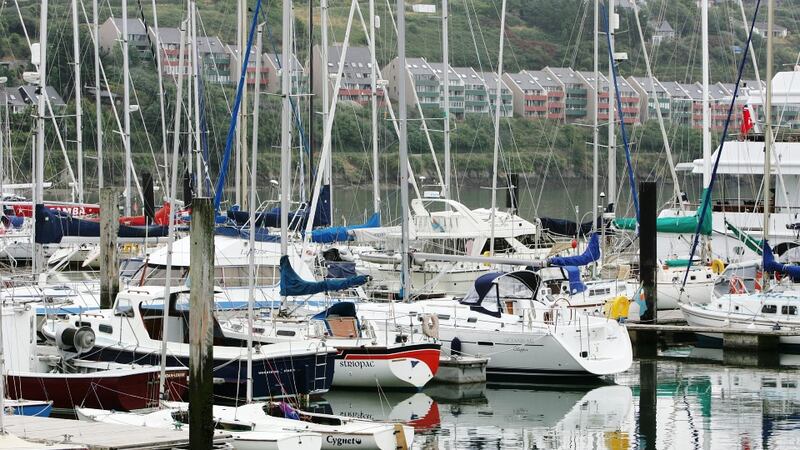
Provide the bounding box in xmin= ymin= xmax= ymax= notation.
xmin=3 ymin=306 xmax=187 ymax=412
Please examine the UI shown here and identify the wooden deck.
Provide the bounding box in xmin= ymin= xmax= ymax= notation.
xmin=2 ymin=415 xmax=233 ymax=450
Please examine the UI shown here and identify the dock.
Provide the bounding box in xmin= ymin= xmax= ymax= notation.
xmin=625 ymin=319 xmax=799 ymax=366
xmin=434 ymin=355 xmax=489 ymax=384
xmin=2 ymin=415 xmax=233 ymax=450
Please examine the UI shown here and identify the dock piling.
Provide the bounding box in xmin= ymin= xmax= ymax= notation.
xmin=189 ymin=198 xmax=214 ymax=449
xmin=99 ymin=187 xmax=119 ymax=309
xmin=639 ymin=181 xmax=657 ymax=323
xmin=142 ymin=171 xmax=155 ymax=224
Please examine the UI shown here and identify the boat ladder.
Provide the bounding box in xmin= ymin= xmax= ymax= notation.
xmin=312 ymin=343 xmax=330 ymax=393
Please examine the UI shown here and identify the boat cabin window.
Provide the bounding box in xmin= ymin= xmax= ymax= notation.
xmin=782 ymin=305 xmax=798 ymax=315
xmin=762 ymin=304 xmax=778 ymax=314
xmin=480 ymin=238 xmax=515 ymax=254
xmin=134 ymin=264 xmax=188 ymax=287
xmin=421 ymin=238 xmax=469 ymax=255
xmin=215 ymin=266 xmax=279 ymax=287
xmin=114 ymin=297 xmax=134 ymax=317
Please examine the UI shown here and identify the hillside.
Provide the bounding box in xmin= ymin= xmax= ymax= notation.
xmin=0 ymin=0 xmax=794 ymax=200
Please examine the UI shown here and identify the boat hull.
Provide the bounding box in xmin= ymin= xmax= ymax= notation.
xmin=332 ymin=344 xmax=441 ymax=389
xmin=82 ymin=346 xmax=336 ymax=400
xmin=5 ymin=367 xmax=187 ymax=411
xmin=681 ymin=302 xmax=800 ymax=349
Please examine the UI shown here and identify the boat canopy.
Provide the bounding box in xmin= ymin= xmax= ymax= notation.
xmin=214 ymin=226 xmax=280 ymax=242
xmin=279 ymin=255 xmax=368 ymax=296
xmin=548 ymin=233 xmax=600 ymax=267
xmin=35 ymin=205 xmax=168 ymax=244
xmin=227 ymin=186 xmax=331 ymax=229
xmin=613 ymin=189 xmax=712 ymax=235
xmin=460 ymin=270 xmax=541 ymax=318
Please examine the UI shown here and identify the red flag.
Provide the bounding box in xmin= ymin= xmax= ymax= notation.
xmin=741 ymin=106 xmax=754 ymax=136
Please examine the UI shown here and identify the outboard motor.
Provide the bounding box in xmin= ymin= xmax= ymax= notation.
xmin=54 ymin=325 xmax=96 ymax=356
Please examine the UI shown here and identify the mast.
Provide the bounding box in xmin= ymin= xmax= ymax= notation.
xmin=240 ymin=3 xmax=249 ymax=210
xmin=281 ymin=0 xmax=292 ymax=256
xmin=321 ymin=0 xmax=332 ymax=223
xmin=122 ymin=0 xmax=131 ymax=215
xmin=592 ymin=0 xmax=599 ymax=232
xmin=159 ymin=19 xmax=187 ymax=400
xmin=607 ymin=0 xmax=616 ymax=213
xmin=151 ymin=0 xmax=169 ymax=192
xmin=702 ymin=0 xmax=711 ymax=187
xmin=121 ymin=2 xmax=136 ymax=210
xmin=489 ymin=0 xmax=507 ymax=256
xmin=397 ymin=0 xmax=410 ymax=298
xmin=763 ymin=0 xmax=774 ymax=289
xmin=190 ymin=1 xmax=202 ymax=197
xmin=235 ymin=0 xmax=244 ymax=206
xmin=94 ymin=0 xmax=103 ymax=188
xmin=34 ymin=0 xmax=49 ymax=275
xmin=246 ymin=22 xmax=264 ymax=404
xmin=72 ymin=0 xmax=83 ymax=203
xmin=370 ymin=0 xmax=380 ymax=214
xmin=442 ymin=0 xmax=450 ymax=202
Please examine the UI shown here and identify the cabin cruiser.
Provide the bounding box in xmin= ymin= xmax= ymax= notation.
xmin=2 ymin=304 xmax=187 ymax=412
xmin=41 ymin=286 xmax=337 ymax=400
xmin=681 ymin=245 xmax=800 ymax=349
xmin=353 ymin=198 xmax=544 ymax=296
xmin=356 ymin=269 xmax=633 ymax=379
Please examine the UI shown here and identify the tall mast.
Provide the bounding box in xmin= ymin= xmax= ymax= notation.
xmin=190 ymin=1 xmax=202 ymax=197
xmin=701 ymin=0 xmax=711 ymax=187
xmin=72 ymin=0 xmax=83 ymax=203
xmin=607 ymin=0 xmax=616 ymax=213
xmin=122 ymin=0 xmax=132 ymax=215
xmin=370 ymin=0 xmax=380 ymax=214
xmin=240 ymin=3 xmax=249 ymax=210
xmin=489 ymin=0 xmax=507 ymax=256
xmin=235 ymin=0 xmax=244 ymax=206
xmin=281 ymin=0 xmax=293 ymax=256
xmin=94 ymin=0 xmax=103 ymax=188
xmin=246 ymin=22 xmax=264 ymax=404
xmin=763 ymin=0 xmax=774 ymax=288
xmin=442 ymin=0 xmax=450 ymax=202
xmin=592 ymin=0 xmax=599 ymax=233
xmin=34 ymin=0 xmax=49 ymax=275
xmin=158 ymin=19 xmax=186 ymax=400
xmin=397 ymin=0 xmax=410 ymax=298
xmin=151 ymin=0 xmax=169 ymax=192
xmin=321 ymin=0 xmax=333 ymax=223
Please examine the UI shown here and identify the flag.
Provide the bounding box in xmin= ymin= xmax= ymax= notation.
xmin=741 ymin=106 xmax=754 ymax=136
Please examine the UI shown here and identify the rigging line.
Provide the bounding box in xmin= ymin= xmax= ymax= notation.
xmin=602 ymin=4 xmax=640 ymax=224
xmin=682 ymin=0 xmax=762 ymax=291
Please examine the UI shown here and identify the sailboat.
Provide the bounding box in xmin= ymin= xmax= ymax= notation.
xmin=680 ymin=0 xmax=800 ymax=348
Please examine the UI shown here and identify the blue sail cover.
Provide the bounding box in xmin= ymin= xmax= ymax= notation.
xmin=563 ymin=266 xmax=587 ymax=294
xmin=547 ymin=233 xmax=600 ymax=267
xmin=35 ymin=204 xmax=168 ymax=244
xmin=279 ymin=255 xmax=368 ymax=296
xmin=763 ymin=241 xmax=800 ymax=280
xmin=310 ymin=212 xmax=380 ymax=243
xmin=214 ymin=226 xmax=280 ymax=242
xmin=228 ymin=186 xmax=331 ymax=229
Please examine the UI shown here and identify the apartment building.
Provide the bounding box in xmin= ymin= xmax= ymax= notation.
xmin=263 ymin=53 xmax=306 ymax=94
xmin=98 ymin=17 xmax=149 ymax=55
xmin=545 ymin=67 xmax=589 ymax=123
xmin=628 ymin=76 xmax=670 ymax=122
xmin=479 ymin=71 xmax=513 ymax=118
xmin=503 ymin=72 xmax=547 ymax=119
xmin=524 ymin=70 xmax=565 ymax=122
xmin=311 ymin=45 xmax=379 ymax=106
xmin=383 ymin=56 xmax=440 ymax=109
xmin=428 ymin=62 xmax=465 ymax=118
xmin=453 ymin=67 xmax=489 ymax=114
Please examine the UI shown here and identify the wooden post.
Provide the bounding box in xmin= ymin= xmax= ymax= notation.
xmin=142 ymin=171 xmax=155 ymax=224
xmin=639 ymin=181 xmax=657 ymax=323
xmin=189 ymin=197 xmax=214 ymax=450
xmin=639 ymin=359 xmax=657 ymax=450
xmin=99 ymin=188 xmax=119 ymax=309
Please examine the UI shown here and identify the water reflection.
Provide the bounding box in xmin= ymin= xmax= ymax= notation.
xmin=315 ymin=351 xmax=800 ymax=449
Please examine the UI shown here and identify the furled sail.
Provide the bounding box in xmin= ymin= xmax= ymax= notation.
xmin=613 ymin=189 xmax=712 ymax=236
xmin=279 ymin=255 xmax=368 ymax=296
xmin=548 ymin=233 xmax=600 ymax=267
xmin=310 ymin=213 xmax=380 ymax=243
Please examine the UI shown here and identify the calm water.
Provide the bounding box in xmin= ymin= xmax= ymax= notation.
xmin=313 ymin=349 xmax=800 ymax=449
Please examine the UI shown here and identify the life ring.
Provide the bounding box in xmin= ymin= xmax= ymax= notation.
xmin=729 ymin=276 xmax=746 ymax=294
xmin=421 ymin=314 xmax=439 ymax=339
xmin=710 ymin=259 xmax=725 ymax=274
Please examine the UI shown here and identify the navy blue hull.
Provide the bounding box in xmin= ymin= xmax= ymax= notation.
xmin=84 ymin=346 xmax=336 ymax=400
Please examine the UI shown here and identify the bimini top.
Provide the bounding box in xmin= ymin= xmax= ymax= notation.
xmin=460 ymin=270 xmax=541 ymax=317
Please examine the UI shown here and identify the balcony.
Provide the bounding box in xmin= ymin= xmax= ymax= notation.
xmin=524 ymin=105 xmax=547 ymax=112
xmin=566 ymin=87 xmax=587 ymax=95
xmin=548 ymin=91 xmax=565 ymax=98
xmin=525 ymin=94 xmax=547 ymax=101
xmin=565 ymin=98 xmax=586 ymax=107
xmin=566 ymin=109 xmax=586 ymax=117
xmin=547 ymin=112 xmax=565 ymax=120
xmin=621 ymin=107 xmax=639 ymax=114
